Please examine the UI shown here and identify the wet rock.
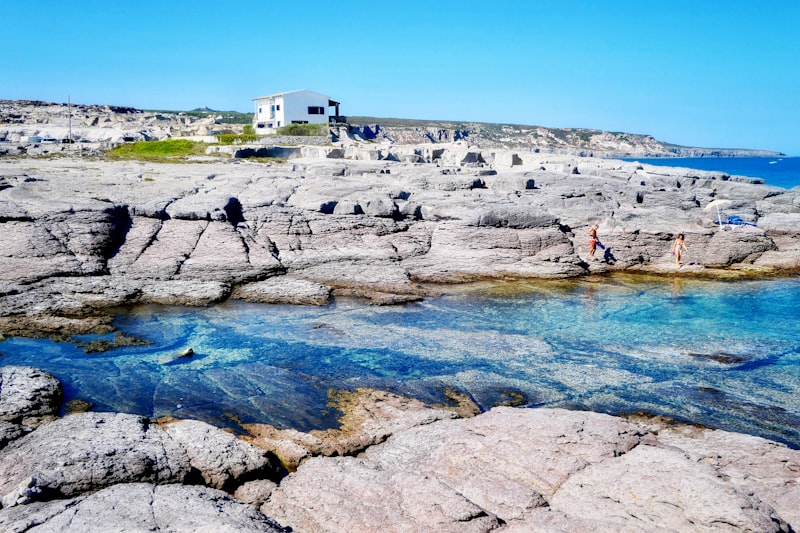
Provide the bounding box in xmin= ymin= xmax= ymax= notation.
xmin=178 ymin=347 xmax=194 ymax=358
xmin=244 ymin=388 xmax=459 ymax=469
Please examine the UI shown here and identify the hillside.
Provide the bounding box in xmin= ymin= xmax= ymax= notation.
xmin=0 ymin=99 xmax=783 ymax=158
xmin=345 ymin=116 xmax=784 ymax=158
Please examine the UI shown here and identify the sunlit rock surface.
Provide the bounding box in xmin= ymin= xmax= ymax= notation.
xmin=2 ymin=150 xmax=799 ymax=336
xmin=0 ymin=367 xmax=798 ymax=532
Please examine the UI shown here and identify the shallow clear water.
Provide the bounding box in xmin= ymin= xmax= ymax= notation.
xmin=3 ymin=275 xmax=800 ymax=447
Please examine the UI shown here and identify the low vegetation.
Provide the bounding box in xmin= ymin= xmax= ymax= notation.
xmin=106 ymin=139 xmax=209 ymax=161
xmin=215 ymin=133 xmax=259 ymax=145
xmin=276 ymin=123 xmax=329 ymax=136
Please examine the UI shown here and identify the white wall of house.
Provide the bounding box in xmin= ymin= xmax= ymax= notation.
xmin=252 ymin=90 xmax=332 ymax=134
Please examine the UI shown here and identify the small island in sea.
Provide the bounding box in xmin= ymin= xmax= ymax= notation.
xmin=1 ymin=99 xmax=799 ymax=532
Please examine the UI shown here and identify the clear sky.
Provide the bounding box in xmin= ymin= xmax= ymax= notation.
xmin=2 ymin=0 xmax=798 ymax=154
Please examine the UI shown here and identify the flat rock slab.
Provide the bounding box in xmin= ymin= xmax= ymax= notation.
xmin=262 ymin=407 xmax=798 ymax=532
xmin=0 ymin=483 xmax=289 ymax=533
xmin=0 ymin=412 xmax=190 ymax=507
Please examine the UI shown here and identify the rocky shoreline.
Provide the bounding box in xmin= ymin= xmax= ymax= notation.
xmin=1 ymin=142 xmax=799 ymax=338
xmin=2 ymin=103 xmax=800 ymax=529
xmin=0 ymin=365 xmax=798 ymax=532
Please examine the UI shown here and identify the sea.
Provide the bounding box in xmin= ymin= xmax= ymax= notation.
xmin=3 ymin=275 xmax=800 ymax=448
xmin=2 ymin=157 xmax=800 ymax=448
xmin=621 ymin=156 xmax=800 ymax=189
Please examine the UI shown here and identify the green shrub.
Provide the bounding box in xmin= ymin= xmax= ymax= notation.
xmin=242 ymin=124 xmax=255 ymax=135
xmin=276 ymin=123 xmax=328 ymax=136
xmin=216 ymin=133 xmax=259 ymax=145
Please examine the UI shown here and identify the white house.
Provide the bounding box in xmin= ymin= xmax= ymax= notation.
xmin=252 ymin=90 xmax=342 ymax=134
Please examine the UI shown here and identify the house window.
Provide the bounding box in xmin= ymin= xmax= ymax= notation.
xmin=308 ymin=106 xmax=324 ymax=115
xmin=277 ymin=121 xmax=281 ymax=127
xmin=276 ymin=105 xmax=280 ymax=111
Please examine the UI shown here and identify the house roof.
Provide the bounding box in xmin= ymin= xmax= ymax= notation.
xmin=252 ymin=89 xmax=333 ymax=102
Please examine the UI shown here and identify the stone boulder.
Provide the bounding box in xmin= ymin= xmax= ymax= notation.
xmin=231 ymin=276 xmax=332 ymax=305
xmin=0 ymin=412 xmax=191 ymax=507
xmin=159 ymin=418 xmax=280 ymax=491
xmin=0 ymin=483 xmax=288 ymax=533
xmin=0 ymin=366 xmax=62 ymax=430
xmin=261 ymin=407 xmax=798 ymax=532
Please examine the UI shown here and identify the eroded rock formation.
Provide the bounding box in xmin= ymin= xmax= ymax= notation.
xmin=0 ymin=367 xmax=798 ymax=532
xmin=1 ymin=148 xmax=799 ymax=337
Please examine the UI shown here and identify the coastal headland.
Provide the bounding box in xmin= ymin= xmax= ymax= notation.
xmin=2 ymin=100 xmax=800 ymax=531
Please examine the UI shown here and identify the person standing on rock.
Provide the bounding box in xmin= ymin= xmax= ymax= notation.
xmin=672 ymin=233 xmax=687 ymax=266
xmin=588 ymin=224 xmax=599 ymax=258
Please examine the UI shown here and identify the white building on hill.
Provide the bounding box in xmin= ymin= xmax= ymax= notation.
xmin=252 ymin=90 xmax=343 ymax=134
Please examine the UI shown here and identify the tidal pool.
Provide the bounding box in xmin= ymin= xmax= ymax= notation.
xmin=3 ymin=274 xmax=800 ymax=447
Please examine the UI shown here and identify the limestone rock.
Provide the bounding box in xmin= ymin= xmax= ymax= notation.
xmin=262 ymin=457 xmax=501 ymax=533
xmin=233 ymin=479 xmax=278 ymax=507
xmin=0 ymin=366 xmax=62 ymax=429
xmin=262 ymin=407 xmax=800 ymax=532
xmin=549 ymin=444 xmax=788 ymax=532
xmin=2 ymin=148 xmax=800 ymax=337
xmin=0 ymin=483 xmax=288 ymax=533
xmin=232 ymin=276 xmax=332 ymax=305
xmin=160 ymin=418 xmax=279 ymax=490
xmin=0 ymin=412 xmax=191 ymax=506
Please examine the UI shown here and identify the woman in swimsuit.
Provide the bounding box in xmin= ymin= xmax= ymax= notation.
xmin=673 ymin=233 xmax=687 ymax=266
xmin=588 ymin=225 xmax=599 ymax=258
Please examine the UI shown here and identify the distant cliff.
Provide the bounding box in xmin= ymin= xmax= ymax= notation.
xmin=344 ymin=116 xmax=783 ymax=159
xmin=0 ymin=100 xmax=783 ymax=159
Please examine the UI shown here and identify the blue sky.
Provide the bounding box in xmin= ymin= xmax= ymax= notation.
xmin=2 ymin=0 xmax=798 ymax=154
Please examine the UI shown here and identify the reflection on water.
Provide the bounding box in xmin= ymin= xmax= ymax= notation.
xmin=3 ymin=275 xmax=800 ymax=447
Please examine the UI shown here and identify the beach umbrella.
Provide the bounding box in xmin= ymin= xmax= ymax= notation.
xmin=704 ymin=199 xmax=733 ymax=227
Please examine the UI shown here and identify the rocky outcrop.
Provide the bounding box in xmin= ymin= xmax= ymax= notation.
xmin=261 ymin=407 xmax=798 ymax=532
xmin=0 ymin=366 xmax=62 ymax=430
xmin=0 ymin=366 xmax=798 ymax=531
xmin=343 ymin=120 xmax=784 ymax=158
xmin=159 ymin=418 xmax=280 ymax=490
xmin=1 ymin=150 xmax=799 ymax=336
xmin=0 ymin=483 xmax=288 ymax=533
xmin=0 ymin=100 xmax=230 ymax=151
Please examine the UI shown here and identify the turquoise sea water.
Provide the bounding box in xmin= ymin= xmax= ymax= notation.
xmin=3 ymin=275 xmax=800 ymax=448
xmin=622 ymin=157 xmax=800 ymax=189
